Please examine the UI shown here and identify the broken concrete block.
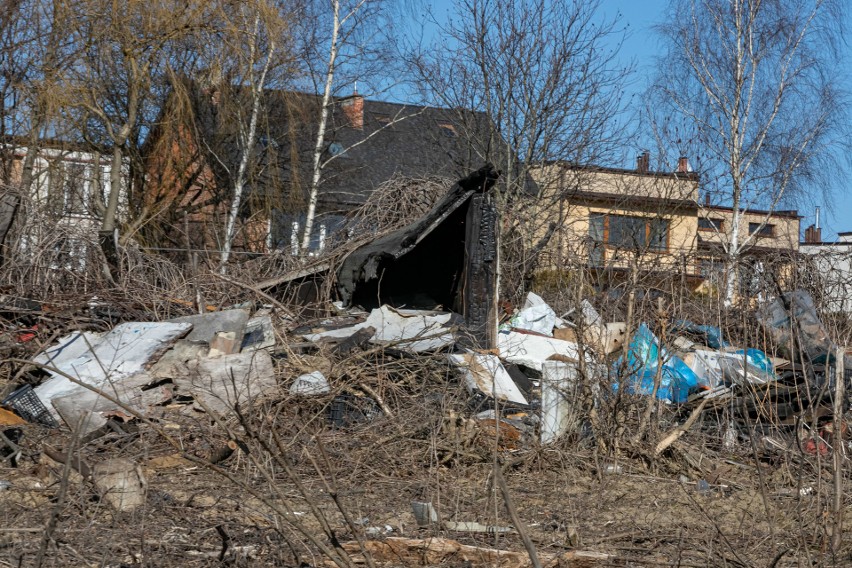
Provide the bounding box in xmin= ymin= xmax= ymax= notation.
xmin=449 ymin=352 xmax=528 ymax=405
xmin=175 ymin=351 xmax=277 ymax=415
xmin=93 ymin=458 xmax=147 ymax=512
xmin=169 ymin=309 xmax=250 ymax=345
xmin=149 ymin=340 xmax=209 ymax=379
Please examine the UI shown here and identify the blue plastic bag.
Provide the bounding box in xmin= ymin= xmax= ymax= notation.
xmin=615 ymin=323 xmax=706 ymax=403
xmin=671 ymin=319 xmax=729 ymax=349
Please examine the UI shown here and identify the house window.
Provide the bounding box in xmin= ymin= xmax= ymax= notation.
xmin=590 ymin=213 xmax=669 ymax=251
xmin=588 ymin=213 xmax=670 ymax=261
xmin=47 ymin=160 xmax=92 ymax=216
xmin=270 ymin=211 xmax=347 ymax=255
xmin=50 ymin=237 xmax=88 ymax=271
xmin=589 ymin=213 xmax=605 ymax=265
xmin=698 ymin=217 xmax=723 ymax=231
xmin=748 ymin=222 xmax=775 ymax=236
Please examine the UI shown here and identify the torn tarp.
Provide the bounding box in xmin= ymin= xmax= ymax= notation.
xmin=670 ymin=320 xmax=728 ymax=349
xmin=758 ymin=290 xmax=836 ymax=364
xmin=509 ymin=292 xmax=557 ymax=336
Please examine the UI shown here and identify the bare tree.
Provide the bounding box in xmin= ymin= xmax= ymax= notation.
xmin=0 ymin=0 xmax=69 ymax=259
xmin=213 ymin=0 xmax=294 ymax=272
xmin=650 ymin=0 xmax=848 ymax=306
xmin=59 ymin=0 xmax=209 ymax=279
xmin=406 ymin=0 xmax=633 ymax=295
xmin=298 ymin=0 xmax=398 ymax=254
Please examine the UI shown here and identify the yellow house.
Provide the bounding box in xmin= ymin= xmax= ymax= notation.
xmin=531 ymin=154 xmax=800 ymax=292
xmin=531 ymin=155 xmax=701 ymax=282
xmin=695 ymin=206 xmax=800 ymax=292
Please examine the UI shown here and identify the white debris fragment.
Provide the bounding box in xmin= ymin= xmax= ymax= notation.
xmin=497 ymin=331 xmax=581 ymax=372
xmin=448 ymin=352 xmax=528 ymax=405
xmin=290 ymin=371 xmax=330 ymax=395
xmin=303 ymin=305 xmax=454 ymax=352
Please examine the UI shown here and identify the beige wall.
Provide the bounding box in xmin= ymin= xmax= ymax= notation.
xmin=533 ymin=164 xmax=699 ymax=201
xmin=547 ymin=202 xmax=699 ymax=273
xmin=532 ymin=164 xmax=700 ymax=273
xmin=698 ymin=208 xmax=800 ymax=252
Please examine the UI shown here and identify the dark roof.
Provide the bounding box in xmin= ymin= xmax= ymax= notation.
xmin=188 ymin=85 xmax=498 ymax=214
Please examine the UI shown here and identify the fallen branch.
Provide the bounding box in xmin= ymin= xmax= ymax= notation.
xmin=335 ymin=537 xmax=611 ymax=567
xmin=654 ymin=398 xmax=709 ymax=456
xmin=43 ymin=444 xmax=92 ymax=481
xmin=209 ymin=271 xmax=297 ymax=323
xmin=494 ymin=463 xmax=542 ymax=568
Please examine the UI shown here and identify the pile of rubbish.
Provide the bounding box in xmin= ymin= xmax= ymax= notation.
xmin=0 ymin=279 xmax=848 ymax=568
xmin=2 ymin=286 xmax=845 ymax=479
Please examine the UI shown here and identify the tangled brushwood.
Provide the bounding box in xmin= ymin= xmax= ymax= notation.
xmin=1 ymin=177 xmax=852 ymax=568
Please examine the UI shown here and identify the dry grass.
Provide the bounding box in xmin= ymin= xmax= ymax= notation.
xmin=1 ymin=186 xmax=852 ymax=566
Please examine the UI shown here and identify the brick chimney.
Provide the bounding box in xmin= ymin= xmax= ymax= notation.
xmin=340 ymin=91 xmax=364 ymax=130
xmin=803 ymin=224 xmax=822 ymax=244
xmin=804 ymin=206 xmax=823 ymax=243
xmin=677 ymin=156 xmax=689 ymax=173
xmin=636 ymin=151 xmax=650 ymax=173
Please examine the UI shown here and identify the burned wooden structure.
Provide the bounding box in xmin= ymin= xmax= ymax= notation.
xmin=337 ymin=165 xmax=500 ymax=348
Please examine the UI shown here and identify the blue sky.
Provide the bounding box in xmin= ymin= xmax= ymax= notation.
xmin=420 ymin=0 xmax=851 ymax=240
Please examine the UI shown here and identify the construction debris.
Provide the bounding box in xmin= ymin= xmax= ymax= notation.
xmin=0 ymin=165 xmax=849 ymax=568
xmin=33 ymin=322 xmax=192 ymax=409
xmin=540 ymin=361 xmax=581 ymax=444
xmin=290 ymin=371 xmax=330 ymax=395
xmin=449 ymin=352 xmax=529 ymax=405
xmin=303 ymin=305 xmax=456 ymax=352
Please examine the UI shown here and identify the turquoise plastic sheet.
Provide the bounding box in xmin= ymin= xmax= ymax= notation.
xmin=615 ymin=323 xmax=706 ymax=403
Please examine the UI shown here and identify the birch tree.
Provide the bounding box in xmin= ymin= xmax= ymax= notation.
xmin=215 ymin=0 xmax=289 ymax=272
xmin=651 ymin=0 xmax=847 ymax=306
xmin=298 ymin=0 xmax=395 ymax=254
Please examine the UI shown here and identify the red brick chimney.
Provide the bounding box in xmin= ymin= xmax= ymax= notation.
xmin=636 ymin=152 xmax=649 ymax=173
xmin=803 ymin=224 xmax=822 ymax=243
xmin=341 ymin=91 xmax=364 ymax=130
xmin=677 ymin=156 xmax=689 ymax=173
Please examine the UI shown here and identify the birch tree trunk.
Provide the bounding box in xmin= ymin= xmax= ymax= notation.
xmin=300 ymin=0 xmax=341 ymax=254
xmin=219 ymin=10 xmax=276 ymax=273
